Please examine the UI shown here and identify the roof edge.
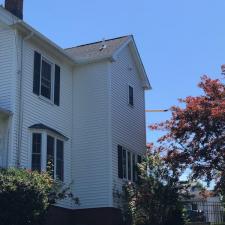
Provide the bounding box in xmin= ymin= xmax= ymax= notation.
xmin=112 ymin=35 xmax=152 ymax=90
xmin=0 ymin=6 xmax=77 ymax=66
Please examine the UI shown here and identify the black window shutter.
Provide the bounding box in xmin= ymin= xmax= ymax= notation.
xmin=54 ymin=65 xmax=60 ymax=106
xmin=118 ymin=145 xmax=123 ymax=179
xmin=33 ymin=51 xmax=41 ymax=95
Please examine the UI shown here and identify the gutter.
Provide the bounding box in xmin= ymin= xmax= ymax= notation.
xmin=16 ymin=31 xmax=34 ymax=167
xmin=12 ymin=20 xmax=77 ymax=66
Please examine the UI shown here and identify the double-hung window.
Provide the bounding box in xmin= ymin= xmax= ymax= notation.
xmin=33 ymin=51 xmax=61 ymax=106
xmin=41 ymin=58 xmax=52 ymax=100
xmin=118 ymin=145 xmax=141 ymax=182
xmin=31 ymin=133 xmax=42 ymax=172
xmin=31 ymin=130 xmax=65 ymax=181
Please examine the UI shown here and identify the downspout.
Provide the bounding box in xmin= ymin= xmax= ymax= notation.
xmin=16 ymin=31 xmax=34 ymax=167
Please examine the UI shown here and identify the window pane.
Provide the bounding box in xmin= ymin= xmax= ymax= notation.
xmin=56 ymin=140 xmax=64 ymax=181
xmin=32 ymin=133 xmax=42 ymax=172
xmin=41 ymin=59 xmax=51 ymax=99
xmin=123 ymin=149 xmax=127 ymax=179
xmin=132 ymin=153 xmax=136 ymax=182
xmin=129 ymin=86 xmax=134 ymax=106
xmin=128 ymin=152 xmax=131 ymax=180
xmin=47 ymin=135 xmax=55 ymax=178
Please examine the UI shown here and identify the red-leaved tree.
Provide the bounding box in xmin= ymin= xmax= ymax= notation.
xmin=150 ymin=75 xmax=225 ymax=189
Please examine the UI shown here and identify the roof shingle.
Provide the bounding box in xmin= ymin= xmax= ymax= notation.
xmin=64 ymin=36 xmax=131 ymax=63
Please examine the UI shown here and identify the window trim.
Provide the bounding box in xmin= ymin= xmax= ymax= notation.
xmin=128 ymin=84 xmax=134 ymax=107
xmin=118 ymin=145 xmax=139 ymax=182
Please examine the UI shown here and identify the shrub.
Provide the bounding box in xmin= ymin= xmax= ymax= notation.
xmin=0 ymin=168 xmax=78 ymax=225
xmin=123 ymin=151 xmax=186 ymax=225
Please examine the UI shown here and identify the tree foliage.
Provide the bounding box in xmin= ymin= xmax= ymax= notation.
xmin=0 ymin=168 xmax=78 ymax=225
xmin=150 ymin=75 xmax=225 ymax=188
xmin=123 ymin=149 xmax=187 ymax=225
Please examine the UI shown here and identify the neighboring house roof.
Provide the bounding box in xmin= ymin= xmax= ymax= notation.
xmin=0 ymin=6 xmax=151 ymax=89
xmin=29 ymin=123 xmax=68 ymax=140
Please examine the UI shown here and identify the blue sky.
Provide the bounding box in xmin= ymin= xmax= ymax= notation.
xmin=2 ymin=0 xmax=224 ymax=143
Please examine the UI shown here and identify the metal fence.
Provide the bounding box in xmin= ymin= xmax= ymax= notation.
xmin=183 ymin=201 xmax=225 ymax=224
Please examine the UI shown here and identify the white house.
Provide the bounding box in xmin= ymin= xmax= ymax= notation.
xmin=0 ymin=1 xmax=151 ymax=225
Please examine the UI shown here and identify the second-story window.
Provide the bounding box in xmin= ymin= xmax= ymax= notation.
xmin=33 ymin=51 xmax=61 ymax=106
xmin=41 ymin=59 xmax=52 ymax=100
xmin=128 ymin=85 xmax=134 ymax=106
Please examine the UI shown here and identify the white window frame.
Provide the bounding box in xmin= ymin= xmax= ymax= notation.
xmin=30 ymin=130 xmax=64 ymax=181
xmin=120 ymin=146 xmax=138 ymax=182
xmin=39 ymin=56 xmax=55 ymax=103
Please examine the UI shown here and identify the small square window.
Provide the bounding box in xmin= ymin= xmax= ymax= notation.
xmin=128 ymin=85 xmax=134 ymax=106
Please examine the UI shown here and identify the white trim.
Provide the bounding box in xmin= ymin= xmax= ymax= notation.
xmin=112 ymin=37 xmax=132 ymax=61
xmin=119 ymin=145 xmax=138 ymax=182
xmin=112 ymin=36 xmax=151 ymax=90
xmin=0 ymin=6 xmax=76 ymax=66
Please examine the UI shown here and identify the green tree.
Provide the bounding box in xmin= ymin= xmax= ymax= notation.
xmin=123 ymin=148 xmax=187 ymax=225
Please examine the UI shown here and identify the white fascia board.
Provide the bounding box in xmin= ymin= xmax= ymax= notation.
xmin=13 ymin=22 xmax=76 ymax=66
xmin=129 ymin=40 xmax=152 ymax=90
xmin=112 ymin=35 xmax=152 ymax=90
xmin=0 ymin=6 xmax=76 ymax=66
xmin=111 ymin=36 xmax=133 ymax=61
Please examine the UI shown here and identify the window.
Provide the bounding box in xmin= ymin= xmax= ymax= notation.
xmin=132 ymin=153 xmax=137 ymax=181
xmin=31 ymin=133 xmax=42 ymax=172
xmin=118 ymin=145 xmax=140 ymax=182
xmin=41 ymin=59 xmax=52 ymax=100
xmin=128 ymin=85 xmax=134 ymax=106
xmin=56 ymin=140 xmax=64 ymax=181
xmin=31 ymin=132 xmax=64 ymax=181
xmin=47 ymin=135 xmax=55 ymax=177
xmin=192 ymin=203 xmax=198 ymax=211
xmin=33 ymin=51 xmax=61 ymax=106
xmin=128 ymin=152 xmax=131 ymax=180
xmin=122 ymin=149 xmax=127 ymax=179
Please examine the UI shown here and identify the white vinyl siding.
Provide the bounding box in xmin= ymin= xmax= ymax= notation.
xmin=0 ymin=28 xmax=15 ymax=111
xmin=11 ymin=39 xmax=73 ymax=208
xmin=73 ymin=61 xmax=111 ymax=209
xmin=111 ymin=46 xmax=146 ymax=207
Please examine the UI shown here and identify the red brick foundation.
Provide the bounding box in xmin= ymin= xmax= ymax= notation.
xmin=45 ymin=206 xmax=123 ymax=225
